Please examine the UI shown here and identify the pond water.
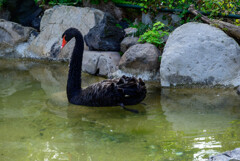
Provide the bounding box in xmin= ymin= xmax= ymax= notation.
xmin=0 ymin=58 xmax=240 ymax=161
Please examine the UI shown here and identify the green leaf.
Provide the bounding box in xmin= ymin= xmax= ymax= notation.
xmin=158 ymin=56 xmax=162 ymax=62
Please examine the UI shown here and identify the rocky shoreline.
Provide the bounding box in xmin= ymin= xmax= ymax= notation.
xmin=1 ymin=5 xmax=240 ymax=88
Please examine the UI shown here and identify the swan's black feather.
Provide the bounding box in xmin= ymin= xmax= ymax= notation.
xmin=70 ymin=76 xmax=146 ymax=106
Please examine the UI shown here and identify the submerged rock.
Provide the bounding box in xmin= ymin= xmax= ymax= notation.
xmin=28 ymin=6 xmax=105 ymax=58
xmin=209 ymin=148 xmax=240 ymax=161
xmin=160 ymin=22 xmax=240 ymax=87
xmin=84 ymin=13 xmax=125 ymax=51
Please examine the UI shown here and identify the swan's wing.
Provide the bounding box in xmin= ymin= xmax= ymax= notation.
xmin=80 ymin=78 xmax=121 ymax=106
xmin=115 ymin=75 xmax=147 ymax=105
xmin=81 ymin=76 xmax=146 ymax=106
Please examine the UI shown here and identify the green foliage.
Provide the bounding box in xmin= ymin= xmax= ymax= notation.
xmin=34 ymin=0 xmax=240 ymax=20
xmin=82 ymin=0 xmax=130 ymax=5
xmin=115 ymin=23 xmax=123 ymax=29
xmin=35 ymin=0 xmax=130 ymax=5
xmin=35 ymin=0 xmax=81 ymax=5
xmin=138 ymin=21 xmax=169 ymax=48
xmin=0 ymin=0 xmax=6 ymax=7
xmin=200 ymin=0 xmax=239 ymax=16
xmin=158 ymin=56 xmax=162 ymax=62
xmin=235 ymin=19 xmax=240 ymax=26
xmin=129 ymin=0 xmax=240 ymax=19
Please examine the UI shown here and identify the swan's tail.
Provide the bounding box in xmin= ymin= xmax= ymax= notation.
xmin=116 ymin=75 xmax=147 ymax=105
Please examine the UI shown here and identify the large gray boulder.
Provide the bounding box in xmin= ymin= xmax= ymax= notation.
xmin=0 ymin=19 xmax=35 ymax=55
xmin=84 ymin=13 xmax=125 ymax=51
xmin=160 ymin=22 xmax=240 ymax=87
xmin=28 ymin=6 xmax=105 ymax=58
xmin=209 ymin=148 xmax=240 ymax=161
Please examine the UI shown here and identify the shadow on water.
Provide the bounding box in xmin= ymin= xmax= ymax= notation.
xmin=0 ymin=58 xmax=240 ymax=161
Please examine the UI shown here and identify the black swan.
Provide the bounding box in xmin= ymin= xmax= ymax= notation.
xmin=61 ymin=28 xmax=147 ymax=113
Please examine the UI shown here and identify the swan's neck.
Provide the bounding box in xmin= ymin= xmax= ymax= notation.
xmin=67 ymin=34 xmax=84 ymax=101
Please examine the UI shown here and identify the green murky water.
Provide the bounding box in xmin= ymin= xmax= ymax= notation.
xmin=0 ymin=58 xmax=240 ymax=161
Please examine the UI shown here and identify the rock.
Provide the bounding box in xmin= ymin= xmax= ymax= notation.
xmin=209 ymin=148 xmax=240 ymax=161
xmin=0 ymin=20 xmax=33 ymax=48
xmin=84 ymin=13 xmax=125 ymax=51
xmin=124 ymin=27 xmax=138 ymax=36
xmin=82 ymin=51 xmax=121 ymax=76
xmin=142 ymin=12 xmax=181 ymax=28
xmin=0 ymin=19 xmax=34 ymax=55
xmin=120 ymin=37 xmax=139 ymax=53
xmin=237 ymin=86 xmax=240 ymax=95
xmin=31 ymin=15 xmax=41 ymax=30
xmin=110 ymin=69 xmax=160 ymax=81
xmin=15 ymin=43 xmax=36 ymax=58
xmin=82 ymin=1 xmax=124 ymax=21
xmin=39 ymin=5 xmax=56 ymax=32
xmin=2 ymin=0 xmax=42 ymax=29
xmin=142 ymin=12 xmax=152 ymax=25
xmin=171 ymin=14 xmax=181 ymax=25
xmin=160 ymin=22 xmax=240 ymax=87
xmin=133 ymin=18 xmax=140 ymax=25
xmin=119 ymin=43 xmax=161 ymax=74
xmin=58 ymin=50 xmax=120 ymax=76
xmin=28 ymin=6 xmax=105 ymax=58
xmin=119 ymin=20 xmax=129 ymax=29
xmin=0 ymin=8 xmax=11 ymax=20
xmin=155 ymin=13 xmax=169 ymax=26
xmin=155 ymin=13 xmax=181 ymax=27
xmin=159 ymin=31 xmax=169 ymax=43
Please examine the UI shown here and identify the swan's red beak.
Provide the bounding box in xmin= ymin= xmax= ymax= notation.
xmin=61 ymin=35 xmax=67 ymax=49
